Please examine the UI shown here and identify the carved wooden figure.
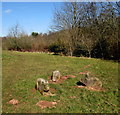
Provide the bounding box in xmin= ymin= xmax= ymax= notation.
xmin=51 ymin=70 xmax=61 ymax=82
xmin=36 ymin=78 xmax=50 ymax=95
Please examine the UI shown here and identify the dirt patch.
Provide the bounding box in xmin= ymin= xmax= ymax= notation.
xmin=86 ymin=86 xmax=106 ymax=92
xmin=48 ymin=75 xmax=76 ymax=84
xmin=73 ymin=86 xmax=85 ymax=88
xmin=66 ymin=75 xmax=76 ymax=78
xmin=48 ymin=76 xmax=67 ymax=84
xmin=48 ymin=79 xmax=64 ymax=84
xmin=61 ymin=76 xmax=69 ymax=80
xmin=79 ymin=71 xmax=91 ymax=75
xmin=50 ymin=88 xmax=57 ymax=93
xmin=69 ymin=96 xmax=77 ymax=99
xmin=43 ymin=91 xmax=56 ymax=96
xmin=61 ymin=75 xmax=76 ymax=80
xmin=7 ymin=99 xmax=19 ymax=105
xmin=36 ymin=100 xmax=57 ymax=109
xmin=61 ymin=75 xmax=76 ymax=79
xmin=72 ymin=86 xmax=105 ymax=92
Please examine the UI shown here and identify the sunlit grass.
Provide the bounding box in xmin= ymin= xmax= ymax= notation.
xmin=2 ymin=51 xmax=118 ymax=113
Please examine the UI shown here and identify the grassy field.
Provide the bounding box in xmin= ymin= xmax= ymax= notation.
xmin=2 ymin=51 xmax=118 ymax=113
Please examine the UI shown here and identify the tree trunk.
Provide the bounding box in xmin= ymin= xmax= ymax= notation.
xmin=88 ymin=50 xmax=91 ymax=58
xmin=69 ymin=46 xmax=73 ymax=56
xmin=70 ymin=51 xmax=73 ymax=57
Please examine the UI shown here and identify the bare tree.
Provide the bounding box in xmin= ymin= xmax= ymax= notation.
xmin=53 ymin=2 xmax=81 ymax=56
xmin=7 ymin=23 xmax=25 ymax=38
xmin=52 ymin=2 xmax=99 ymax=57
xmin=78 ymin=2 xmax=98 ymax=57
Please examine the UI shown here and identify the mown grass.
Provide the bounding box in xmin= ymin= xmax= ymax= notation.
xmin=2 ymin=51 xmax=119 ymax=113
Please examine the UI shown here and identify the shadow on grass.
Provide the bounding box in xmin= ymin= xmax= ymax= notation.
xmin=52 ymin=54 xmax=60 ymax=56
xmin=35 ymin=84 xmax=37 ymax=90
xmin=76 ymin=81 xmax=86 ymax=86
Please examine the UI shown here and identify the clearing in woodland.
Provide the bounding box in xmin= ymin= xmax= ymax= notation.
xmin=2 ymin=51 xmax=118 ymax=113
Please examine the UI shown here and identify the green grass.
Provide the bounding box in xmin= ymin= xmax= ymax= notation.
xmin=2 ymin=51 xmax=119 ymax=113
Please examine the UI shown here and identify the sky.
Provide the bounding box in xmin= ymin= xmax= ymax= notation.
xmin=1 ymin=2 xmax=63 ymax=37
xmin=1 ymin=0 xmax=119 ymax=37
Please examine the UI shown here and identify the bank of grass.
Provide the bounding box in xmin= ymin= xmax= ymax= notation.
xmin=2 ymin=51 xmax=118 ymax=113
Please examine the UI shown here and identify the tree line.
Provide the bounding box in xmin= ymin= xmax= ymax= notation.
xmin=2 ymin=2 xmax=119 ymax=60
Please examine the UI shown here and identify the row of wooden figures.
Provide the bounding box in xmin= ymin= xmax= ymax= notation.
xmin=36 ymin=71 xmax=102 ymax=95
